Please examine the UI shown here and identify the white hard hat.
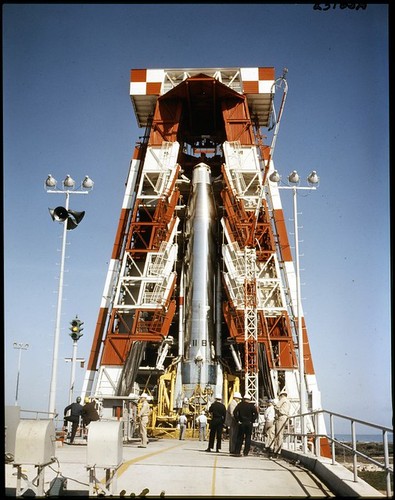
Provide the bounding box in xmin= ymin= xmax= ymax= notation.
xmin=233 ymin=392 xmax=242 ymax=399
xmin=215 ymin=394 xmax=222 ymax=400
xmin=141 ymin=392 xmax=149 ymax=398
xmin=243 ymin=393 xmax=252 ymax=400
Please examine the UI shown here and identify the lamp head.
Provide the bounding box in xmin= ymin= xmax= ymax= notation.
xmin=63 ymin=175 xmax=75 ymax=189
xmin=82 ymin=175 xmax=94 ymax=189
xmin=288 ymin=170 xmax=300 ymax=184
xmin=269 ymin=170 xmax=281 ymax=183
xmin=45 ymin=174 xmax=57 ymax=189
xmin=307 ymin=170 xmax=320 ymax=186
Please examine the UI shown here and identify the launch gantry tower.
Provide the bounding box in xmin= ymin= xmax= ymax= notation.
xmin=81 ymin=67 xmax=328 ymax=452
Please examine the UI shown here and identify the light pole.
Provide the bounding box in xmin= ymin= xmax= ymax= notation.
xmin=13 ymin=342 xmax=29 ymax=406
xmin=45 ymin=174 xmax=93 ymax=417
xmin=65 ymin=356 xmax=86 ymax=400
xmin=269 ymin=168 xmax=319 ymax=453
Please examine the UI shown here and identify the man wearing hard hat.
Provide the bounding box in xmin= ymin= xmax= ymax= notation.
xmin=233 ymin=393 xmax=258 ymax=456
xmin=264 ymin=399 xmax=276 ymax=453
xmin=137 ymin=392 xmax=151 ymax=448
xmin=82 ymin=396 xmax=100 ymax=428
xmin=196 ymin=410 xmax=208 ymax=441
xmin=225 ymin=391 xmax=242 ymax=454
xmin=273 ymin=388 xmax=291 ymax=457
xmin=205 ymin=394 xmax=226 ymax=452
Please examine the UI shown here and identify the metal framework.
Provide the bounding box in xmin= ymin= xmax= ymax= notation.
xmin=80 ymin=67 xmax=329 ymax=455
xmin=243 ymin=247 xmax=258 ymax=403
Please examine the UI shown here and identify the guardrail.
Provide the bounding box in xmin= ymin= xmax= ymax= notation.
xmin=19 ymin=409 xmax=58 ymax=420
xmin=283 ymin=409 xmax=393 ymax=498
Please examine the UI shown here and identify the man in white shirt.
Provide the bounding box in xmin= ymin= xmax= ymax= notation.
xmin=178 ymin=413 xmax=188 ymax=440
xmin=196 ymin=411 xmax=207 ymax=441
xmin=264 ymin=399 xmax=276 ymax=452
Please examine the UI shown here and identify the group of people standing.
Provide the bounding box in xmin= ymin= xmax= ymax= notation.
xmin=84 ymin=388 xmax=289 ymax=455
xmin=203 ymin=388 xmax=290 ymax=457
xmin=64 ymin=392 xmax=153 ymax=448
xmin=225 ymin=392 xmax=257 ymax=456
xmin=63 ymin=396 xmax=100 ymax=444
xmin=262 ymin=388 xmax=291 ymax=457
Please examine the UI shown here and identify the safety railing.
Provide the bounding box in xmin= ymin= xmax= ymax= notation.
xmin=284 ymin=409 xmax=393 ymax=498
xmin=19 ymin=408 xmax=58 ymax=420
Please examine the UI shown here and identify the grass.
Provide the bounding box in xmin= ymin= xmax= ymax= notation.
xmin=334 ymin=441 xmax=393 ymax=462
xmin=334 ymin=441 xmax=393 ymax=494
xmin=358 ymin=470 xmax=392 ymax=494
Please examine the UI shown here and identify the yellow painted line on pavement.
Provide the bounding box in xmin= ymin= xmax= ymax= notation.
xmin=211 ymin=456 xmax=218 ymax=496
xmin=116 ymin=443 xmax=183 ymax=478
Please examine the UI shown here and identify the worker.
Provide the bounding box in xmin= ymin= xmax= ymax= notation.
xmin=233 ymin=393 xmax=258 ymax=456
xmin=82 ymin=396 xmax=100 ymax=427
xmin=205 ymin=394 xmax=226 ymax=452
xmin=137 ymin=392 xmax=151 ymax=448
xmin=225 ymin=391 xmax=242 ymax=454
xmin=263 ymin=399 xmax=276 ymax=453
xmin=273 ymin=388 xmax=291 ymax=457
xmin=254 ymin=403 xmax=266 ymax=441
xmin=63 ymin=396 xmax=83 ymax=444
xmin=178 ymin=413 xmax=187 ymax=440
xmin=196 ymin=410 xmax=208 ymax=441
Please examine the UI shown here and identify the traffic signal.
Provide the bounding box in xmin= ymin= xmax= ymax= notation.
xmin=49 ymin=206 xmax=85 ymax=230
xmin=69 ymin=317 xmax=84 ymax=341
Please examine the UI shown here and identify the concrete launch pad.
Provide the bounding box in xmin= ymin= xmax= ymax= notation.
xmin=5 ymin=437 xmax=381 ymax=497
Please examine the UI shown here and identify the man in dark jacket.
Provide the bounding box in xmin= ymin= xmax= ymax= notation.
xmin=206 ymin=395 xmax=226 ymax=452
xmin=82 ymin=396 xmax=100 ymax=427
xmin=64 ymin=396 xmax=83 ymax=443
xmin=233 ymin=393 xmax=258 ymax=456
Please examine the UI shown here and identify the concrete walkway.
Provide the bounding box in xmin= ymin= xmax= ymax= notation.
xmin=6 ymin=438 xmax=337 ymax=497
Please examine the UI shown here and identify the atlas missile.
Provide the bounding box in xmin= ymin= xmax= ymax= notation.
xmin=180 ymin=162 xmax=222 ymax=395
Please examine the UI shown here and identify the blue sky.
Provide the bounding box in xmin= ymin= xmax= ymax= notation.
xmin=3 ymin=4 xmax=390 ymax=434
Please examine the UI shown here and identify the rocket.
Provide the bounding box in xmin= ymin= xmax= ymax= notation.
xmin=181 ymin=162 xmax=221 ymax=394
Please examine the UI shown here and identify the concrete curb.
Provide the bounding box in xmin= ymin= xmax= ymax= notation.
xmin=281 ymin=448 xmax=385 ymax=497
xmin=251 ymin=440 xmax=384 ymax=497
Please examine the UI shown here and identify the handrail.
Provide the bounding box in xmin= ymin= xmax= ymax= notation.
xmin=283 ymin=409 xmax=393 ymax=498
xmin=19 ymin=409 xmax=58 ymax=419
